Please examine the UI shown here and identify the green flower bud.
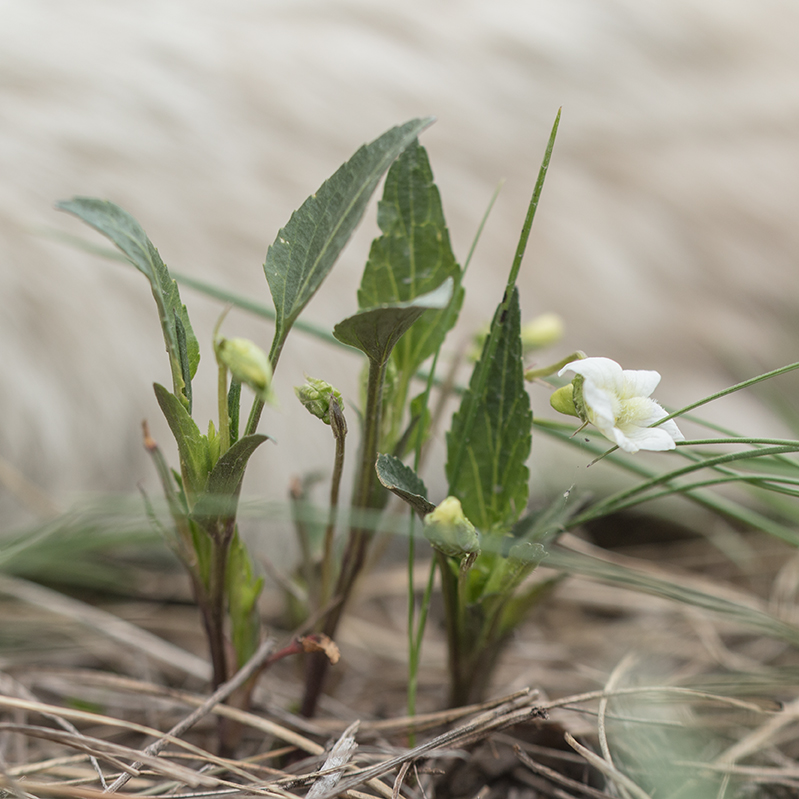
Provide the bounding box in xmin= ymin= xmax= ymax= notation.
xmin=423 ymin=496 xmax=480 ymax=558
xmin=295 ymin=376 xmax=344 ymax=425
xmin=521 ymin=313 xmax=564 ymax=352
xmin=550 ymin=376 xmax=589 ymax=423
xmin=215 ymin=337 xmax=276 ymax=405
xmin=550 ymin=383 xmax=578 ymax=418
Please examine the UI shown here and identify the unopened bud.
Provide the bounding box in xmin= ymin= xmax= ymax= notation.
xmin=215 ymin=337 xmax=276 ymax=405
xmin=550 ymin=383 xmax=578 ymax=418
xmin=521 ymin=313 xmax=564 ymax=352
xmin=423 ymin=496 xmax=480 ymax=558
xmin=295 ymin=376 xmax=344 ymax=425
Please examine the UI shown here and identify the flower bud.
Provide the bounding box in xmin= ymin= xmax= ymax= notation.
xmin=550 ymin=383 xmax=578 ymax=418
xmin=521 ymin=312 xmax=564 ymax=352
xmin=215 ymin=337 xmax=276 ymax=405
xmin=423 ymin=496 xmax=480 ymax=558
xmin=295 ymin=376 xmax=344 ymax=425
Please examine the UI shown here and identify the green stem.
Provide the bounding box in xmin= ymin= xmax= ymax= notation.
xmin=205 ymin=548 xmax=230 ymax=690
xmin=534 ymin=420 xmax=799 ymax=546
xmin=321 ymin=396 xmax=347 ymax=608
xmin=218 ymin=363 xmax=230 ymax=454
xmin=244 ymin=332 xmax=284 ymax=439
xmin=571 ymin=445 xmax=799 ymax=527
xmin=506 ymin=109 xmax=560 ymax=291
xmin=407 ymin=558 xmax=437 ymax=737
xmin=301 ymin=356 xmax=388 ymax=717
xmin=655 ymin=361 xmax=799 ymax=427
xmin=447 ymin=110 xmax=560 ymax=494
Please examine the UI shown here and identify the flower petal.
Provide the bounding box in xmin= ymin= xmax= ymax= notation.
xmin=614 ymin=424 xmax=681 ymax=453
xmin=619 ymin=369 xmax=661 ymax=399
xmin=560 ymin=357 xmax=624 ymax=394
xmin=614 ymin=398 xmax=684 ymax=452
xmin=580 ymin=374 xmax=621 ymax=430
xmin=559 ymin=356 xmax=683 ymax=453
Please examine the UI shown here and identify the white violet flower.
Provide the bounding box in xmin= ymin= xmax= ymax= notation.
xmin=557 ymin=357 xmax=684 ymax=453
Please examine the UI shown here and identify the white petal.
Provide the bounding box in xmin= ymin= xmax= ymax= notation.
xmin=658 ymin=417 xmax=685 ymax=443
xmin=581 ymin=375 xmax=620 ymax=429
xmin=620 ymin=369 xmax=661 ymax=399
xmin=619 ymin=396 xmax=667 ymax=428
xmin=616 ymin=425 xmax=681 ymax=452
xmin=560 ymin=357 xmax=624 ymax=394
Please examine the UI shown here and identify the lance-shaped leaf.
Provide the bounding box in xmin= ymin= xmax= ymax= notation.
xmin=191 ymin=433 xmax=269 ymax=539
xmin=375 ymin=453 xmax=436 ymax=517
xmin=333 ymin=278 xmax=453 ymax=367
xmin=264 ymin=117 xmax=434 ymax=367
xmin=154 ymin=383 xmax=211 ymax=502
xmin=358 ymin=139 xmax=463 ymax=372
xmin=446 ymin=286 xmax=531 ymax=533
xmin=57 ymin=198 xmax=199 ymax=409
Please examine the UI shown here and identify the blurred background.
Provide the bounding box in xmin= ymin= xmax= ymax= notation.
xmin=3 ymin=0 xmax=799 ymax=551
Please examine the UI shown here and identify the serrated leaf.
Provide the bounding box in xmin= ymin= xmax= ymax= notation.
xmin=153 ymin=382 xmax=211 ymax=502
xmin=264 ymin=118 xmax=434 ymax=366
xmin=375 ymin=453 xmax=436 ymax=517
xmin=57 ymin=198 xmax=199 ymax=407
xmin=191 ymin=433 xmax=269 ymax=538
xmin=446 ymin=287 xmax=531 ymax=533
xmin=358 ymin=140 xmax=464 ymax=371
xmin=333 ymin=278 xmax=453 ymax=366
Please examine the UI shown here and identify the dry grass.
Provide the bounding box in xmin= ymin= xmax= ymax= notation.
xmin=2 ymin=519 xmax=799 ymax=798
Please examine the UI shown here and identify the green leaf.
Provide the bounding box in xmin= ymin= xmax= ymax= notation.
xmin=57 ymin=198 xmax=199 ymax=408
xmin=191 ymin=433 xmax=269 ymax=538
xmin=358 ymin=140 xmax=463 ymax=451
xmin=446 ymin=286 xmax=531 ymax=533
xmin=375 ymin=453 xmax=436 ymax=517
xmin=264 ymin=117 xmax=434 ymax=367
xmin=482 ymin=541 xmax=547 ymax=598
xmin=206 ymin=433 xmax=269 ymax=497
xmin=333 ymin=278 xmax=453 ymax=367
xmin=153 ymin=383 xmax=211 ymax=502
xmin=358 ymin=139 xmax=464 ymax=371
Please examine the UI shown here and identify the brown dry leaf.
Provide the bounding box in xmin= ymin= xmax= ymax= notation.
xmin=301 ymin=634 xmax=341 ymax=664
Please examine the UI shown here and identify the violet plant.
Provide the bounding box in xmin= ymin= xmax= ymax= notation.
xmin=56 ymin=108 xmax=799 ymax=726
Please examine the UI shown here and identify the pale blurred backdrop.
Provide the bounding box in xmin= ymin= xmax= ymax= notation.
xmin=3 ymin=0 xmax=799 ymax=550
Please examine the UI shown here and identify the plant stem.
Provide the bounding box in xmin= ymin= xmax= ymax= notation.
xmin=321 ymin=396 xmax=347 ymax=608
xmin=534 ymin=419 xmax=799 ymax=546
xmin=218 ymin=363 xmax=230 ymax=454
xmin=407 ymin=558 xmax=436 ymax=736
xmin=570 ymin=444 xmax=799 ymax=527
xmin=206 ymin=536 xmax=231 ymax=690
xmin=655 ymin=361 xmax=799 ymax=427
xmin=301 ymin=357 xmax=388 ymax=717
